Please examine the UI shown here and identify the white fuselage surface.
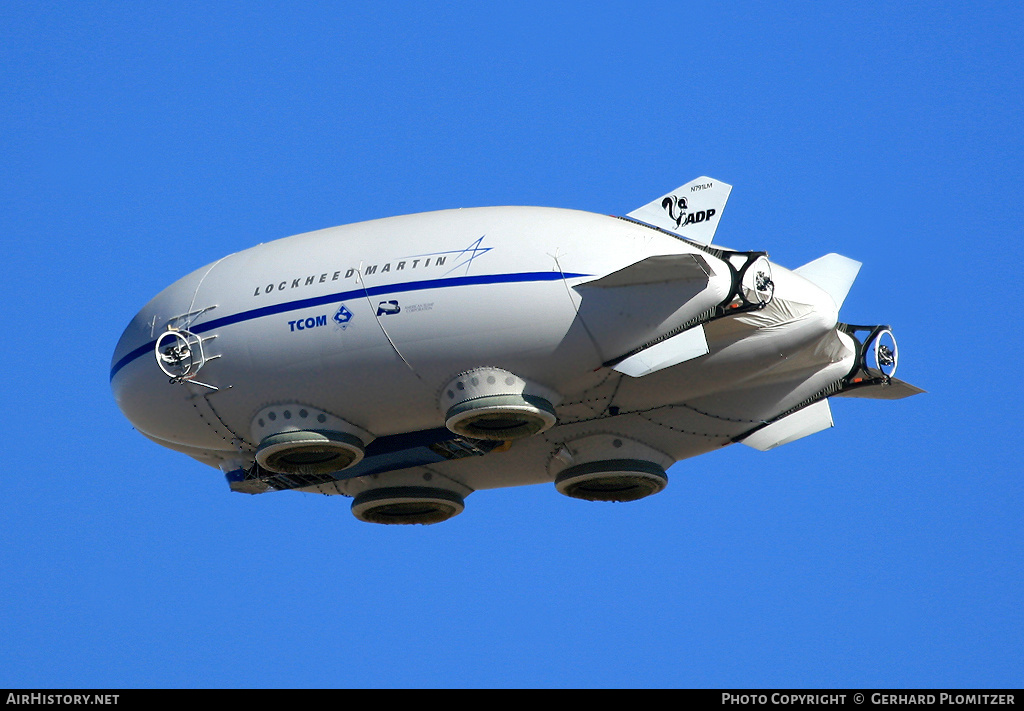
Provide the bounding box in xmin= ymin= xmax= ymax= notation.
xmin=112 ymin=195 xmax=915 ymax=523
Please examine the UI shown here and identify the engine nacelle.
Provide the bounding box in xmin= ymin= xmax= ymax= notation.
xmin=250 ymin=404 xmax=372 ymax=476
xmin=440 ymin=367 xmax=560 ymax=440
xmin=549 ymin=434 xmax=673 ymax=502
xmin=351 ymin=487 xmax=466 ymax=525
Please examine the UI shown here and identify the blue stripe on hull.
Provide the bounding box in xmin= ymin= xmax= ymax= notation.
xmin=111 ymin=270 xmax=587 ymax=380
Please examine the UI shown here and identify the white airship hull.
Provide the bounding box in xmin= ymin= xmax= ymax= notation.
xmin=111 ymin=182 xmax=920 ymax=523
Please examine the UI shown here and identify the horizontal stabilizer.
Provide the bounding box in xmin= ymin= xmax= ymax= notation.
xmin=582 ymin=253 xmax=714 ymax=288
xmin=627 ymin=177 xmax=732 ymax=245
xmin=613 ymin=325 xmax=709 ymax=377
xmin=740 ymin=400 xmax=833 ymax=451
xmin=834 ymin=377 xmax=926 ymax=400
xmin=794 ymin=253 xmax=862 ymax=310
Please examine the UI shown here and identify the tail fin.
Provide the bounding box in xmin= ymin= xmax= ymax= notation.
xmin=794 ymin=253 xmax=862 ymax=310
xmin=626 ymin=176 xmax=732 ymax=245
xmin=739 ymin=400 xmax=834 ymax=451
xmin=834 ymin=377 xmax=926 ymax=399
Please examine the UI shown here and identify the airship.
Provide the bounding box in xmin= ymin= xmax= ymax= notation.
xmin=111 ymin=177 xmax=922 ymax=524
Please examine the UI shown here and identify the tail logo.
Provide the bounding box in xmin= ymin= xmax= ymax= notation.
xmin=661 ymin=195 xmax=716 ymax=229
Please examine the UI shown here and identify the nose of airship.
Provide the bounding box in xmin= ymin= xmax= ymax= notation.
xmin=110 ymin=272 xmax=227 ymax=459
xmin=111 ymin=303 xmax=179 ymax=449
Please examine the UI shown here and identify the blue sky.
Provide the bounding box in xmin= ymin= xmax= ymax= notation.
xmin=2 ymin=2 xmax=1021 ymax=688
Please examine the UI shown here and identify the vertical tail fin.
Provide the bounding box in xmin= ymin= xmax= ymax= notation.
xmin=626 ymin=176 xmax=732 ymax=245
xmin=793 ymin=253 xmax=862 ymax=310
